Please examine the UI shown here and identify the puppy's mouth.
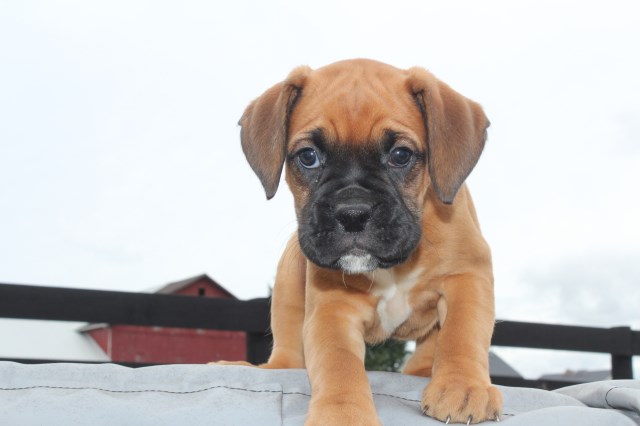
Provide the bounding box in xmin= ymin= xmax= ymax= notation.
xmin=332 ymin=249 xmax=409 ymax=274
xmin=336 ymin=249 xmax=377 ymax=274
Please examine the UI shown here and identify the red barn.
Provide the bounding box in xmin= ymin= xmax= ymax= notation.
xmin=79 ymin=275 xmax=246 ymax=364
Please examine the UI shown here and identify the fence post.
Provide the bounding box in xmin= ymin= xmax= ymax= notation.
xmin=610 ymin=326 xmax=633 ymax=379
xmin=246 ymin=332 xmax=272 ymax=365
xmin=611 ymin=354 xmax=633 ymax=379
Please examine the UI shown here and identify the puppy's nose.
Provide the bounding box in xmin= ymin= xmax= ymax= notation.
xmin=335 ymin=202 xmax=372 ymax=233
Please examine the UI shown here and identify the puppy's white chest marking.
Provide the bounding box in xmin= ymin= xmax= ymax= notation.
xmin=368 ymin=269 xmax=423 ymax=334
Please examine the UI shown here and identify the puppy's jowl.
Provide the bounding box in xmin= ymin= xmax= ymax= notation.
xmin=217 ymin=59 xmax=502 ymax=425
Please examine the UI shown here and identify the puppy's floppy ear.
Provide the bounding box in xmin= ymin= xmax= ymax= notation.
xmin=239 ymin=66 xmax=311 ymax=199
xmin=406 ymin=68 xmax=489 ymax=204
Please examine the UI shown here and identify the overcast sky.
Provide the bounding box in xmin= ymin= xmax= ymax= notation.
xmin=1 ymin=0 xmax=639 ymax=378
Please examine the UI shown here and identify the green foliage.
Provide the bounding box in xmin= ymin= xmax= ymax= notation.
xmin=365 ymin=339 xmax=409 ymax=372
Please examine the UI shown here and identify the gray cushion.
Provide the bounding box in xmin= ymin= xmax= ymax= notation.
xmin=0 ymin=362 xmax=638 ymax=425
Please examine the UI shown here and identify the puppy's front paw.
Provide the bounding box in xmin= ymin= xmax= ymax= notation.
xmin=207 ymin=360 xmax=254 ymax=366
xmin=421 ymin=376 xmax=502 ymax=424
xmin=208 ymin=360 xmax=297 ymax=369
xmin=306 ymin=402 xmax=381 ymax=426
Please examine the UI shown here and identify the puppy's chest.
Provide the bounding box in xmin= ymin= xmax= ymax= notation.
xmin=367 ymin=269 xmax=436 ymax=338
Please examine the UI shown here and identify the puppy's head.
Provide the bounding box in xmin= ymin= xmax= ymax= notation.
xmin=239 ymin=59 xmax=488 ymax=274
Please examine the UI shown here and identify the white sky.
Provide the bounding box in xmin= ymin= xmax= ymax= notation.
xmin=1 ymin=0 xmax=639 ymax=378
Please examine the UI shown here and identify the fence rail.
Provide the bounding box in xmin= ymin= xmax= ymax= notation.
xmin=0 ymin=282 xmax=271 ymax=364
xmin=1 ymin=282 xmax=638 ymax=389
xmin=492 ymin=321 xmax=638 ymax=380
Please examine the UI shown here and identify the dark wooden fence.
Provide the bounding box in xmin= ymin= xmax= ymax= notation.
xmin=0 ymin=282 xmax=638 ymax=389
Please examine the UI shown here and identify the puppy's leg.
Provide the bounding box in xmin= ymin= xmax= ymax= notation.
xmin=303 ymin=278 xmax=380 ymax=426
xmin=261 ymin=235 xmax=306 ymax=369
xmin=402 ymin=329 xmax=438 ymax=377
xmin=212 ymin=235 xmax=306 ymax=368
xmin=421 ymin=274 xmax=502 ymax=424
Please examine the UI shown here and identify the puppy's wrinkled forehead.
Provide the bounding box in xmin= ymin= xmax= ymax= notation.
xmin=288 ymin=60 xmax=424 ymax=145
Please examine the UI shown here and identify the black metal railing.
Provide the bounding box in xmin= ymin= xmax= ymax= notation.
xmin=492 ymin=321 xmax=638 ymax=383
xmin=1 ymin=282 xmax=638 ymax=389
xmin=0 ymin=282 xmax=271 ymax=364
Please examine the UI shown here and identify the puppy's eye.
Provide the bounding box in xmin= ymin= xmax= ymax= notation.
xmin=388 ymin=147 xmax=413 ymax=167
xmin=297 ymin=148 xmax=321 ymax=169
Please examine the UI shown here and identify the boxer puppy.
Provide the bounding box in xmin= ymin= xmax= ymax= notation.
xmin=229 ymin=59 xmax=502 ymax=425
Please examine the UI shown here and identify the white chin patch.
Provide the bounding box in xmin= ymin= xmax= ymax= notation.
xmin=337 ymin=253 xmax=377 ymax=274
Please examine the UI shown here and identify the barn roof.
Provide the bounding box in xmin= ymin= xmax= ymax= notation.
xmin=77 ymin=274 xmax=238 ymax=333
xmin=151 ymin=274 xmax=237 ymax=299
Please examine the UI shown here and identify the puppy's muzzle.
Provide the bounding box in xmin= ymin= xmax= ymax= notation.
xmin=298 ymin=181 xmax=421 ymax=274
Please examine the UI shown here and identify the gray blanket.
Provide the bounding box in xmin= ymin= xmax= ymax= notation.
xmin=0 ymin=362 xmax=638 ymax=425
